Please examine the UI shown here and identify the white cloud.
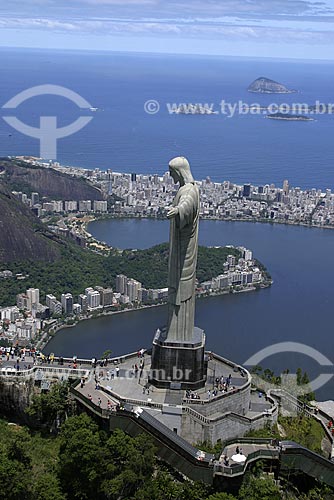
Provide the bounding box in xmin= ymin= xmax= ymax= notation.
xmin=1 ymin=14 xmax=334 ymax=44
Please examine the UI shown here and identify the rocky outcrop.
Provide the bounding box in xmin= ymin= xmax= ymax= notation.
xmin=248 ymin=77 xmax=296 ymax=94
xmin=0 ymin=159 xmax=103 ymax=201
xmin=0 ymin=375 xmax=35 ymax=421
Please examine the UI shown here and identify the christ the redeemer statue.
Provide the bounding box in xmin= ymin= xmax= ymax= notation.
xmin=150 ymin=156 xmax=206 ymax=389
xmin=166 ymin=156 xmax=200 ymax=343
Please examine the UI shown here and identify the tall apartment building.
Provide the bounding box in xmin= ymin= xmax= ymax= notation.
xmin=243 ymin=249 xmax=253 ymax=261
xmin=115 ymin=274 xmax=127 ymax=294
xmin=64 ymin=200 xmax=78 ymax=212
xmin=16 ymin=293 xmax=30 ymax=311
xmin=95 ymin=287 xmax=113 ymax=307
xmin=45 ymin=295 xmax=62 ymax=315
xmin=61 ymin=293 xmax=73 ymax=315
xmin=126 ymin=279 xmax=142 ymax=302
xmin=87 ymin=290 xmax=100 ymax=309
xmin=227 ymin=255 xmax=236 ymax=267
xmin=78 ymin=294 xmax=88 ymax=312
xmin=31 ymin=192 xmax=39 ymax=205
xmin=93 ymin=200 xmax=108 ymax=212
xmin=26 ymin=288 xmax=40 ymax=308
xmin=79 ymin=200 xmax=92 ymax=212
xmin=46 ymin=294 xmax=57 ymax=308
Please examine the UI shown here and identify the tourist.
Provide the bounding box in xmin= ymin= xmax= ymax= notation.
xmin=207 ymin=390 xmax=211 ymax=399
xmin=97 ymin=397 xmax=102 ymax=407
xmin=236 ymin=446 xmax=240 ymax=454
xmin=116 ymin=366 xmax=120 ymax=377
xmin=88 ymin=394 xmax=92 ymax=401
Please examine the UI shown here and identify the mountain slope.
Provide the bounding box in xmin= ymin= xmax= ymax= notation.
xmin=0 ymin=159 xmax=103 ymax=201
xmin=0 ymin=182 xmax=62 ymax=263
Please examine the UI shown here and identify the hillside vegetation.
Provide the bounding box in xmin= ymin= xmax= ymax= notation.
xmin=0 ymin=243 xmax=241 ymax=306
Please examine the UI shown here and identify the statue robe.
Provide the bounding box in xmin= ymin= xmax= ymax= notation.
xmin=166 ymin=182 xmax=199 ymax=342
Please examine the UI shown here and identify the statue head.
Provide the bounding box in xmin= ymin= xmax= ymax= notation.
xmin=169 ymin=156 xmax=194 ymax=185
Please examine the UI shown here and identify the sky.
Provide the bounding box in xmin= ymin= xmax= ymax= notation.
xmin=1 ymin=0 xmax=334 ymax=60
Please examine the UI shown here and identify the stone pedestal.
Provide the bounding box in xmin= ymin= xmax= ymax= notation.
xmin=149 ymin=326 xmax=207 ymax=390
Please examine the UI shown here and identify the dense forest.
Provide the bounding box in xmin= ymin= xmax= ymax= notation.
xmin=0 ymin=243 xmax=249 ymax=306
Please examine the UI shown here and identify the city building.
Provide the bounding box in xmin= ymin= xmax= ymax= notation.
xmin=95 ymin=287 xmax=113 ymax=307
xmin=31 ymin=192 xmax=39 ymax=205
xmin=93 ymin=200 xmax=108 ymax=212
xmin=116 ymin=274 xmax=127 ymax=294
xmin=61 ymin=293 xmax=73 ymax=315
xmin=87 ymin=290 xmax=101 ymax=309
xmin=126 ymin=279 xmax=142 ymax=302
xmin=79 ymin=200 xmax=92 ymax=212
xmin=26 ymin=288 xmax=40 ymax=309
xmin=73 ymin=303 xmax=82 ymax=315
xmin=78 ymin=294 xmax=88 ymax=312
xmin=227 ymin=255 xmax=236 ymax=267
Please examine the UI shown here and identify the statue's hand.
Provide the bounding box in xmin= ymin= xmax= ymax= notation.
xmin=167 ymin=207 xmax=179 ymax=219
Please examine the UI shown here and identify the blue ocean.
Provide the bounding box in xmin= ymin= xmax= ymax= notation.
xmin=1 ymin=48 xmax=334 ymax=189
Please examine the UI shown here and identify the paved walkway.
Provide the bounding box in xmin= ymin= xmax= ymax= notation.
xmin=82 ymin=354 xmax=251 ymax=406
xmin=220 ymin=441 xmax=279 ymax=465
xmin=78 ymin=378 xmax=119 ymax=409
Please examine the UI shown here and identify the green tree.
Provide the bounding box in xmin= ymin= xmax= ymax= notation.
xmin=239 ymin=474 xmax=281 ymax=500
xmin=101 ymin=430 xmax=156 ymax=499
xmin=26 ymin=381 xmax=71 ymax=427
xmin=101 ymin=349 xmax=112 ymax=359
xmin=32 ymin=472 xmax=65 ymax=500
xmin=0 ymin=443 xmax=32 ymax=500
xmin=206 ymin=494 xmax=237 ymax=500
xmin=58 ymin=414 xmax=103 ymax=499
xmin=132 ymin=471 xmax=184 ymax=500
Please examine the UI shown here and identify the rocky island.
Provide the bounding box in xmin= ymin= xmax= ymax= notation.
xmin=266 ymin=112 xmax=314 ymax=121
xmin=248 ymin=77 xmax=296 ymax=94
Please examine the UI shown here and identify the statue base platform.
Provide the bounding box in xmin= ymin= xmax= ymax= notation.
xmin=149 ymin=326 xmax=207 ymax=390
